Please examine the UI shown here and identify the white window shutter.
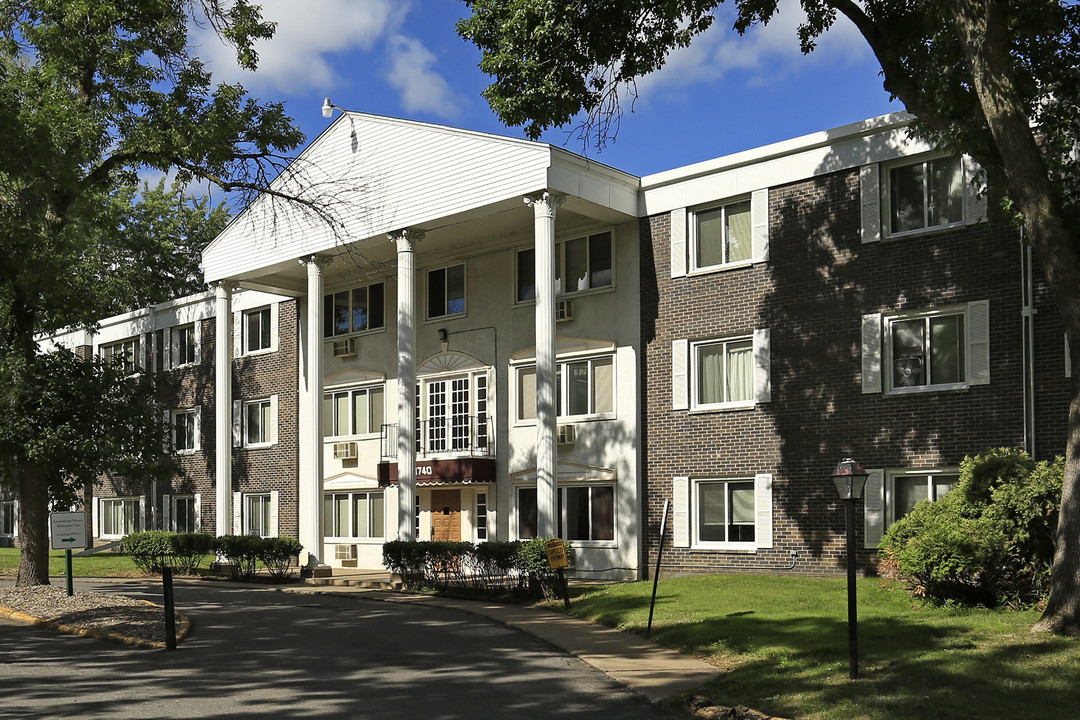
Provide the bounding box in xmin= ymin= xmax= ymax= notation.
xmin=384 ymin=486 xmax=399 ymax=540
xmin=233 ymin=492 xmax=242 ymax=535
xmin=670 ymin=208 xmax=687 ymax=278
xmin=269 ymin=303 xmax=280 ymax=353
xmin=232 ymin=400 xmax=242 ymax=448
xmin=233 ymin=311 xmax=242 ymax=358
xmin=269 ymin=490 xmax=279 ymax=538
xmin=860 ymin=164 xmax=881 ymax=244
xmin=139 ymin=495 xmax=146 ymax=532
xmin=863 ymin=469 xmax=885 ymax=549
xmin=269 ymin=394 xmax=279 ymax=445
xmin=193 ymin=406 xmax=202 ymax=451
xmin=672 ymin=476 xmax=690 ymax=548
xmin=193 ymin=321 xmax=202 ymax=364
xmin=751 ymin=189 xmax=769 ymax=262
xmin=1066 ymin=334 xmax=1073 ymax=378
xmin=861 ymin=313 xmax=883 ymax=393
xmin=92 ymin=498 xmax=99 ymax=538
xmin=193 ymin=493 xmax=202 ymax=532
xmin=672 ymin=339 xmax=689 ymax=410
xmin=967 ymin=300 xmax=991 ymax=385
xmin=963 ymin=156 xmax=988 ymax=224
xmin=754 ymin=473 xmax=773 ymax=549
xmin=168 ymin=327 xmax=179 ymax=370
xmin=753 ymin=328 xmax=772 ymax=403
xmin=12 ymin=499 xmax=18 ymax=538
xmin=162 ymin=494 xmax=172 ymax=531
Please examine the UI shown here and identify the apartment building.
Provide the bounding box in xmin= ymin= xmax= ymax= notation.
xmin=5 ymin=111 xmax=1069 ymax=582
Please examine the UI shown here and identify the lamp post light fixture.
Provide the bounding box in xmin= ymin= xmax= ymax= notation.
xmin=321 ymin=97 xmax=342 ymax=119
xmin=830 ymin=457 xmax=869 ymax=680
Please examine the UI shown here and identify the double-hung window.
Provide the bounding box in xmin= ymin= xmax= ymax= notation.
xmin=172 ymin=495 xmax=198 ymax=533
xmin=244 ymin=307 xmax=272 ymax=353
xmin=695 ymin=479 xmax=755 ymax=546
xmin=172 ymin=409 xmax=198 ymax=453
xmin=693 ymin=200 xmax=752 ymax=270
xmin=102 ymin=337 xmax=141 ymax=374
xmin=428 ymin=264 xmax=466 ymax=319
xmin=245 ymin=494 xmax=272 ymax=537
xmin=517 ymin=231 xmax=612 ymax=302
xmin=890 ymin=470 xmax=957 ymax=523
xmin=172 ymin=324 xmax=197 ymax=367
xmin=101 ymin=497 xmax=142 ymax=538
xmin=693 ymin=337 xmax=754 ymax=408
xmin=323 ymin=491 xmax=385 ymax=539
xmin=515 ymin=485 xmax=615 ymax=542
xmin=323 ymin=386 xmax=385 ymax=437
xmin=324 ymin=282 xmax=385 ymax=337
xmin=245 ymin=399 xmax=272 ymax=446
xmin=888 ymin=155 xmax=964 ymax=235
xmin=516 ymin=355 xmax=614 ymax=421
xmin=0 ymin=500 xmax=15 ymax=536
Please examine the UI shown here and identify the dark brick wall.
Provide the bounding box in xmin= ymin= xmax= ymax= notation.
xmin=641 ymin=166 xmax=1044 ymax=577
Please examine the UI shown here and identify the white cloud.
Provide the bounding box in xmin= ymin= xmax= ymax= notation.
xmin=634 ymin=0 xmax=873 ymax=98
xmin=191 ymin=0 xmax=405 ymax=93
xmin=383 ymin=34 xmax=464 ymax=120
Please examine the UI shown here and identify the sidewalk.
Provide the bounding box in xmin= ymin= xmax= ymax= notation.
xmin=281 ymin=572 xmax=721 ymax=703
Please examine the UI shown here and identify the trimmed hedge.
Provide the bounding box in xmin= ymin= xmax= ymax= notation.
xmin=120 ymin=531 xmax=213 ymax=575
xmin=382 ymin=538 xmax=575 ymax=600
xmin=212 ymin=535 xmax=304 ymax=582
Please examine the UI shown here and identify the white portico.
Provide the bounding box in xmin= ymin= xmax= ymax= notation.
xmin=203 ymin=111 xmax=643 ymax=579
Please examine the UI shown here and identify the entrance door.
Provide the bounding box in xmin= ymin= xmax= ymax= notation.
xmin=430 ymin=489 xmax=462 ymax=541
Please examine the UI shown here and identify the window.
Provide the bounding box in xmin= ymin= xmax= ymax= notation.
xmin=416 ymin=372 xmax=489 ymax=455
xmin=888 ymin=312 xmax=965 ymax=390
xmin=517 ymin=231 xmax=613 ymax=302
xmin=323 ymin=386 xmax=385 ymax=437
xmin=475 ymin=492 xmax=488 ymax=541
xmin=889 ymin=470 xmax=958 ymax=525
xmin=245 ymin=494 xmax=272 ymax=537
xmin=172 ymin=495 xmax=198 ymax=533
xmin=0 ymin=500 xmax=15 ymax=536
xmin=693 ymin=337 xmax=753 ymax=408
xmin=173 ymin=324 xmax=197 ymax=366
xmin=101 ymin=337 xmax=141 ymax=374
xmin=694 ymin=479 xmax=755 ymax=546
xmin=516 ymin=486 xmax=615 ymax=541
xmin=516 ymin=355 xmax=614 ymax=421
xmin=428 ymin=264 xmax=466 ymax=319
xmin=101 ymin=498 xmax=141 ymax=537
xmin=324 ymin=283 xmax=385 ymax=337
xmin=693 ymin=200 xmax=752 ymax=270
xmin=887 ymin=155 xmax=963 ymax=235
xmin=245 ymin=399 xmax=272 ymax=446
xmin=244 ymin=307 xmax=272 ymax=353
xmin=172 ymin=409 xmax=198 ymax=453
xmin=323 ymin=491 xmax=385 ymax=539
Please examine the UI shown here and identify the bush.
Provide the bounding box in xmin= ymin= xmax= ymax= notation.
xmin=880 ymin=448 xmax=1063 ymax=607
xmin=516 ymin=538 xmax=576 ymax=600
xmin=120 ymin=531 xmax=213 ymax=574
xmin=212 ymin=534 xmax=263 ymax=581
xmin=257 ymin=537 xmax=303 ymax=582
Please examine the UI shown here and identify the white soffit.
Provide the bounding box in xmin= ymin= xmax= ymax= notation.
xmin=204 ymin=113 xmax=638 ymax=284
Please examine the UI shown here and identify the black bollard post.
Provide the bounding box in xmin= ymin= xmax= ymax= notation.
xmin=162 ymin=565 xmax=177 ymax=651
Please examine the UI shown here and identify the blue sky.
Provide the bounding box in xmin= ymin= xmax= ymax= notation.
xmin=190 ymin=0 xmax=900 ymax=180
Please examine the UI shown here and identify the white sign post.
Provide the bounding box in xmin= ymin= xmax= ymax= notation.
xmin=50 ymin=512 xmax=87 ymax=596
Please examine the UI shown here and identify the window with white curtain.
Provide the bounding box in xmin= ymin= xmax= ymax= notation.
xmin=516 ymin=355 xmax=615 ymax=421
xmin=693 ymin=337 xmax=753 ymax=408
xmin=693 ymin=200 xmax=752 ymax=270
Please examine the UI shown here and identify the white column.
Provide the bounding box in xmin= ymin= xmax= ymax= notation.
xmin=213 ymin=281 xmax=233 ymax=537
xmin=390 ymin=229 xmax=423 ymax=541
xmin=299 ymin=256 xmax=329 ymax=569
xmin=526 ymin=192 xmax=563 ymax=537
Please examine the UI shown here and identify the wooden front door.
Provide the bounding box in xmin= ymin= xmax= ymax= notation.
xmin=430 ymin=489 xmax=462 ymax=542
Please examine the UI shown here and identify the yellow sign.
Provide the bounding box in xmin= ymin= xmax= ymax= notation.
xmin=545 ymin=538 xmax=568 ymax=569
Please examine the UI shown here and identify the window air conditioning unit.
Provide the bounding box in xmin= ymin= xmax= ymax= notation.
xmin=555 ymin=299 xmax=573 ymax=322
xmin=332 ymin=338 xmax=357 ymax=358
xmin=556 ymin=424 xmax=576 ymax=445
xmin=333 ymin=441 xmax=358 ymax=460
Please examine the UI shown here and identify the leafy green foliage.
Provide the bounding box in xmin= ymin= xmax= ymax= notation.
xmin=120 ymin=531 xmax=213 ymax=574
xmin=258 ymin=536 xmax=303 ymax=582
xmin=880 ymin=449 xmax=1063 ymax=607
xmin=211 ymin=535 xmax=302 ymax=583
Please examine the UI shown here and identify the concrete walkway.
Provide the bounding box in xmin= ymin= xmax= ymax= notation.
xmin=282 ymin=572 xmax=721 ymax=703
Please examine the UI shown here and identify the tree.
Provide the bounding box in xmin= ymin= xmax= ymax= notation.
xmin=0 ymin=0 xmax=305 ymax=586
xmin=459 ymin=0 xmax=1080 ymax=634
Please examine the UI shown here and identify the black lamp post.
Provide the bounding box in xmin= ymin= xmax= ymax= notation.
xmin=831 ymin=457 xmax=869 ymax=680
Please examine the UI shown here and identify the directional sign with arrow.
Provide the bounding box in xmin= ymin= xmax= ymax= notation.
xmin=50 ymin=511 xmax=87 ymax=550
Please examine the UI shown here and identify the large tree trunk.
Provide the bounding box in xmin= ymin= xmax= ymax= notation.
xmin=946 ymin=0 xmax=1080 ymax=634
xmin=15 ymin=465 xmax=51 ymax=587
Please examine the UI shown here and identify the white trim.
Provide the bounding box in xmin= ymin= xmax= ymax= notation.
xmin=193 ymin=493 xmax=202 ymax=532
xmin=672 ymin=476 xmax=690 ymax=548
xmin=671 ymin=339 xmax=688 ymax=410
xmin=860 ymin=164 xmax=881 ymax=244
xmin=670 ymin=208 xmax=687 ymax=278
xmin=863 ymin=469 xmax=885 ymax=549
xmin=162 ymin=494 xmax=171 ymax=530
xmin=967 ymin=300 xmax=991 ymax=386
xmin=753 ymin=329 xmax=771 ymax=404
xmin=751 ymin=189 xmax=769 ymax=262
xmin=754 ymin=473 xmax=773 ymax=549
xmin=269 ymin=490 xmax=279 ymax=538
xmin=861 ymin=313 xmax=883 ymax=393
xmin=232 ymin=492 xmax=242 ymax=535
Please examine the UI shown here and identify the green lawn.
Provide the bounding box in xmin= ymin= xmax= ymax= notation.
xmin=0 ymin=548 xmax=185 ymax=577
xmin=568 ymin=574 xmax=1079 ymax=720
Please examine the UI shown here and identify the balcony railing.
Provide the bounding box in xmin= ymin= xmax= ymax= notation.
xmin=380 ymin=415 xmax=493 ymax=459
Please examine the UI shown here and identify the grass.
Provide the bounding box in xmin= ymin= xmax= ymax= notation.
xmin=567 ymin=574 xmax=1080 ymax=720
xmin=0 ymin=547 xmax=210 ymax=577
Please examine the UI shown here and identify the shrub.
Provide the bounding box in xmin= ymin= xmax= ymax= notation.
xmin=120 ymin=531 xmax=173 ymax=572
xmin=516 ymin=537 xmax=576 ymax=600
xmin=383 ymin=540 xmax=429 ymax=590
xmin=212 ymin=534 xmax=263 ymax=581
xmin=257 ymin=537 xmax=303 ymax=582
xmin=167 ymin=533 xmax=213 ymax=574
xmin=880 ymin=448 xmax=1062 ymax=607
